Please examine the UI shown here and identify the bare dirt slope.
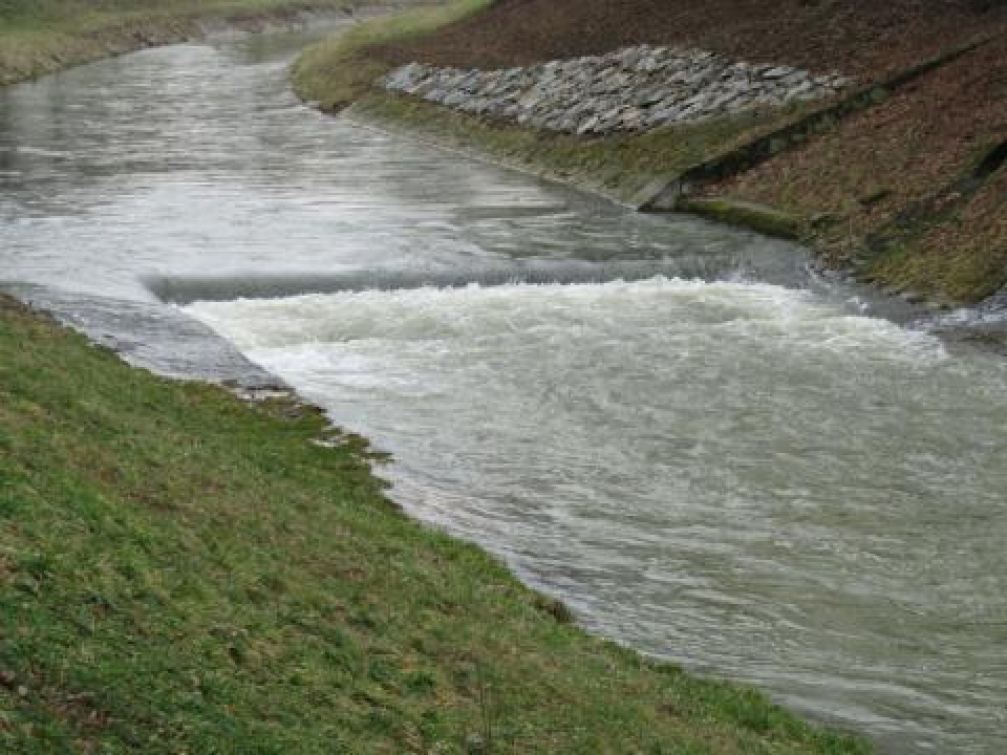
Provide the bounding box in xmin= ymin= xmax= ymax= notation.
xmin=376 ymin=0 xmax=1007 ymax=80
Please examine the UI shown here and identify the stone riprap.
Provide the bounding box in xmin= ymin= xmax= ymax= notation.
xmin=380 ymin=45 xmax=853 ymax=135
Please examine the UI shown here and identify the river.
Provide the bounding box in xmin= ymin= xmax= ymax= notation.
xmin=1 ymin=23 xmax=1005 ymax=754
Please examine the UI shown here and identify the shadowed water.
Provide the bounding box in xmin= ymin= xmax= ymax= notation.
xmin=2 ymin=24 xmax=1006 ymax=754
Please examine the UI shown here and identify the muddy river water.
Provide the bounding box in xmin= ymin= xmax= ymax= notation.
xmin=1 ymin=24 xmax=1004 ymax=754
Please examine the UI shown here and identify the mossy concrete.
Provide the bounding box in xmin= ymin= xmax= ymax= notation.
xmin=348 ymin=91 xmax=795 ymax=207
xmin=673 ymin=197 xmax=804 ymax=240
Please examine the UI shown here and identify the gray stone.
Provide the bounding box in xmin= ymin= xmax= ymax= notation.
xmin=762 ymin=66 xmax=794 ymax=79
xmin=380 ymin=44 xmax=855 ymax=136
xmin=576 ymin=115 xmax=600 ymax=135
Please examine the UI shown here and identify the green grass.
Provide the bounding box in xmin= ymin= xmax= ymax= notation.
xmin=0 ymin=299 xmax=873 ymax=753
xmin=292 ymin=0 xmax=491 ymax=111
xmin=0 ymin=0 xmax=356 ymax=85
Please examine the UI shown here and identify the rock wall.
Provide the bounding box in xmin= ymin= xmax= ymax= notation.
xmin=381 ymin=45 xmax=853 ymax=135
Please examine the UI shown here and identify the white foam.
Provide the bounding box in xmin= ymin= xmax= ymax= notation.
xmin=186 ymin=277 xmax=945 ymax=361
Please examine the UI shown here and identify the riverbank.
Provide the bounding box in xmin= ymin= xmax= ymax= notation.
xmin=0 ymin=293 xmax=874 ymax=751
xmin=0 ymin=0 xmax=370 ymax=87
xmin=293 ymin=0 xmax=1007 ymax=307
xmin=1 ymin=10 xmax=872 ymax=750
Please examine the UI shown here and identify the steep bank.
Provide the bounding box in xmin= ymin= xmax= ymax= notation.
xmin=705 ymin=32 xmax=1007 ymax=304
xmin=0 ymin=295 xmax=871 ymax=752
xmin=0 ymin=0 xmax=368 ymax=87
xmin=294 ymin=0 xmax=1007 ymax=307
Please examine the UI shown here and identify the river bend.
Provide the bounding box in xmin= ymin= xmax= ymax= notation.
xmin=1 ymin=25 xmax=1005 ymax=754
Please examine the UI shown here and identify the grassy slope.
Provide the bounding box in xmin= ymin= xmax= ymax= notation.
xmin=0 ymin=298 xmax=870 ymax=752
xmin=0 ymin=0 xmax=355 ymax=86
xmin=293 ymin=0 xmax=1006 ymax=305
xmin=293 ymin=0 xmax=492 ymax=111
xmin=866 ymin=168 xmax=1007 ymax=303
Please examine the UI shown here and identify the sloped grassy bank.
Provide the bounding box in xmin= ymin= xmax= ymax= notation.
xmin=0 ymin=297 xmax=872 ymax=752
xmin=0 ymin=0 xmax=364 ymax=87
xmin=292 ymin=0 xmax=1007 ymax=308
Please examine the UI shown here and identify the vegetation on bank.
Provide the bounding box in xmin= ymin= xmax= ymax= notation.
xmin=0 ymin=0 xmax=357 ymax=86
xmin=0 ymin=296 xmax=870 ymax=752
xmin=294 ymin=0 xmax=1007 ymax=306
xmin=292 ymin=0 xmax=491 ymax=112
